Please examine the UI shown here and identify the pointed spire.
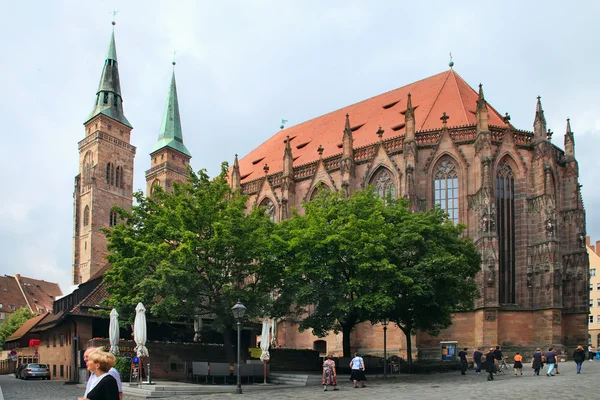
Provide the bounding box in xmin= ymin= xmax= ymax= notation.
xmin=533 ymin=96 xmax=547 ymax=139
xmin=564 ymin=118 xmax=575 ymax=158
xmin=150 ymin=63 xmax=192 ymax=157
xmin=476 ymin=83 xmax=489 ymax=132
xmin=342 ymin=113 xmax=354 ymax=159
xmin=282 ymin=136 xmax=294 ymax=177
xmin=404 ymin=93 xmax=415 ymax=141
xmin=231 ymin=154 xmax=241 ymax=189
xmin=85 ymin=22 xmax=132 ymax=128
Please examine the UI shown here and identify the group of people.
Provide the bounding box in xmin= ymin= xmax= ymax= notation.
xmin=321 ymin=353 xmax=367 ymax=391
xmin=77 ymin=347 xmax=123 ymax=400
xmin=460 ymin=345 xmax=592 ymax=381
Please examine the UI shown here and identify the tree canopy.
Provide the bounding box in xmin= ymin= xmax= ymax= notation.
xmin=103 ymin=164 xmax=282 ymax=359
xmin=0 ymin=307 xmax=35 ymax=349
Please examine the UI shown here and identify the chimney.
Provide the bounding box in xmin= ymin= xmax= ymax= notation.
xmin=586 ymin=236 xmax=591 ymax=247
xmin=596 ymin=240 xmax=600 ymax=256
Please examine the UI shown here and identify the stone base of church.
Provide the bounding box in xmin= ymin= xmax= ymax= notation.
xmin=276 ymin=309 xmax=588 ymax=360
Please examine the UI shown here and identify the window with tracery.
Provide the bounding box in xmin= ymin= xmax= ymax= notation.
xmin=83 ymin=206 xmax=90 ymax=227
xmin=106 ymin=163 xmax=115 ymax=186
xmin=496 ymin=161 xmax=516 ymax=303
xmin=309 ymin=183 xmax=330 ymax=201
xmin=370 ymin=168 xmax=397 ymax=199
xmin=115 ymin=166 xmax=122 ymax=188
xmin=259 ymin=198 xmax=277 ymax=222
xmin=434 ymin=160 xmax=459 ymax=224
xmin=109 ymin=209 xmax=118 ymax=227
xmin=151 ymin=179 xmax=161 ymax=194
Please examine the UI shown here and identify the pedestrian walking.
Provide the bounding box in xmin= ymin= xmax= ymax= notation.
xmin=458 ymin=348 xmax=469 ymax=375
xmin=513 ymin=352 xmax=523 ymax=376
xmin=532 ymin=348 xmax=543 ymax=376
xmin=349 ymin=352 xmax=367 ymax=388
xmin=545 ymin=347 xmax=557 ymax=376
xmin=322 ymin=355 xmax=338 ymax=391
xmin=473 ymin=348 xmax=483 ymax=374
xmin=573 ymin=345 xmax=586 ymax=374
xmin=484 ymin=348 xmax=496 ymax=381
xmin=588 ymin=345 xmax=595 ymax=361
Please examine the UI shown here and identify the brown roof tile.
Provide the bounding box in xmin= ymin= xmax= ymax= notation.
xmin=15 ymin=274 xmax=63 ymax=315
xmin=0 ymin=275 xmax=29 ymax=314
xmin=70 ymin=281 xmax=110 ymax=317
xmin=5 ymin=312 xmax=48 ymax=342
xmin=237 ymin=69 xmax=505 ymax=183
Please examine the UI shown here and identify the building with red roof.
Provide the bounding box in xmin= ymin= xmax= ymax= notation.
xmin=231 ymin=68 xmax=588 ymax=357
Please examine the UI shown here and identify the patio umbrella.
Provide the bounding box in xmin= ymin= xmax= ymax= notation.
xmin=259 ymin=316 xmax=270 ymax=384
xmin=109 ymin=308 xmax=120 ymax=355
xmin=133 ymin=303 xmax=149 ymax=357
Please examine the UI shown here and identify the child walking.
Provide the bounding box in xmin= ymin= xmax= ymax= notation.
xmin=513 ymin=352 xmax=523 ymax=376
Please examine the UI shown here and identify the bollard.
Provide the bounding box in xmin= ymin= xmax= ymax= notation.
xmin=147 ymin=363 xmax=152 ymax=384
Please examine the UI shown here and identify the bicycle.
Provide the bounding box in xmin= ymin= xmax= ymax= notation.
xmin=496 ymin=357 xmax=512 ymax=373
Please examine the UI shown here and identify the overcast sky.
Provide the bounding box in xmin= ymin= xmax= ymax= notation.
xmin=2 ymin=1 xmax=599 ymax=294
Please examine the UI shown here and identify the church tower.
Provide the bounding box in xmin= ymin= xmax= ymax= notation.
xmin=146 ymin=63 xmax=192 ymax=194
xmin=72 ymin=22 xmax=136 ymax=284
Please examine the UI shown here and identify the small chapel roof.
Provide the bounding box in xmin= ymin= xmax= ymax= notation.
xmin=237 ymin=69 xmax=505 ymax=184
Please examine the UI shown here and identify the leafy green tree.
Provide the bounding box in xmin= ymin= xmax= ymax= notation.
xmin=373 ymin=201 xmax=481 ymax=370
xmin=0 ymin=307 xmax=35 ymax=349
xmin=103 ymin=164 xmax=281 ymax=361
xmin=275 ymin=189 xmax=394 ymax=356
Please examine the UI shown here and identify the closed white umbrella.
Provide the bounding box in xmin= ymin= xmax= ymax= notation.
xmin=109 ymin=308 xmax=120 ymax=355
xmin=133 ymin=303 xmax=149 ymax=357
xmin=259 ymin=317 xmax=270 ymax=384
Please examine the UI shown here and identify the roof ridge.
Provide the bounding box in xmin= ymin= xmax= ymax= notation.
xmin=450 ymin=70 xmax=470 ymax=123
xmin=281 ymin=70 xmax=452 ymax=133
xmin=420 ymin=70 xmax=452 ymax=130
xmin=451 ymin=72 xmax=506 ymax=125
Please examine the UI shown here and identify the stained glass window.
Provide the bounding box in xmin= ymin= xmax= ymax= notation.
xmin=370 ymin=168 xmax=397 ymax=199
xmin=260 ymin=198 xmax=277 ymax=222
xmin=434 ymin=160 xmax=459 ymax=224
xmin=496 ymin=162 xmax=516 ymax=303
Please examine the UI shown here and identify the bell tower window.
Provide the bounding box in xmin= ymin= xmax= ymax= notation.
xmin=109 ymin=210 xmax=118 ymax=227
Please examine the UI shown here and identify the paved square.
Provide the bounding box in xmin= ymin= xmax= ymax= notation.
xmin=0 ymin=360 xmax=597 ymax=399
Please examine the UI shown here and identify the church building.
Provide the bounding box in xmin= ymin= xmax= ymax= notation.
xmin=231 ymin=67 xmax=589 ymax=357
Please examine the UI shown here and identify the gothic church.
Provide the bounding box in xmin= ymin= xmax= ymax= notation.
xmin=75 ymin=24 xmax=588 ymax=358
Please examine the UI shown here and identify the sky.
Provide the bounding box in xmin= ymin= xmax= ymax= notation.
xmin=1 ymin=0 xmax=600 ymax=294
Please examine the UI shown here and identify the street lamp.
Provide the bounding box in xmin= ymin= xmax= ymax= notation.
xmin=231 ymin=300 xmax=247 ymax=395
xmin=382 ymin=319 xmax=388 ymax=380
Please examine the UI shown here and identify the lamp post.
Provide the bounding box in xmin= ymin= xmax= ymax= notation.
xmin=231 ymin=300 xmax=247 ymax=395
xmin=382 ymin=319 xmax=388 ymax=380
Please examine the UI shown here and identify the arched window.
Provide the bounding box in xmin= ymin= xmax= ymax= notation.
xmin=496 ymin=161 xmax=516 ymax=304
xmin=151 ymin=179 xmax=161 ymax=194
xmin=83 ymin=205 xmax=90 ymax=227
xmin=370 ymin=168 xmax=396 ymax=199
xmin=82 ymin=152 xmax=93 ymax=189
xmin=115 ymin=166 xmax=121 ymax=188
xmin=259 ymin=198 xmax=277 ymax=222
xmin=434 ymin=159 xmax=459 ymax=224
xmin=309 ymin=183 xmax=330 ymax=201
xmin=109 ymin=210 xmax=118 ymax=227
xmin=106 ymin=163 xmax=115 ymax=186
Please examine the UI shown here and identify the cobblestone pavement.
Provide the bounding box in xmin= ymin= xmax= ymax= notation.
xmin=1 ymin=361 xmax=598 ymax=400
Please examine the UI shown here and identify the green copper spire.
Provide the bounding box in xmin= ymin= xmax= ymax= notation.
xmin=151 ymin=65 xmax=191 ymax=157
xmin=84 ymin=22 xmax=132 ymax=128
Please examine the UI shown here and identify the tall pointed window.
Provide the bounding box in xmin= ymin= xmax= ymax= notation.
xmin=259 ymin=198 xmax=277 ymax=222
xmin=83 ymin=206 xmax=90 ymax=227
xmin=434 ymin=160 xmax=459 ymax=224
xmin=109 ymin=210 xmax=118 ymax=227
xmin=496 ymin=162 xmax=516 ymax=303
xmin=106 ymin=163 xmax=115 ymax=185
xmin=370 ymin=168 xmax=397 ymax=199
xmin=115 ymin=166 xmax=121 ymax=188
xmin=82 ymin=152 xmax=93 ymax=190
xmin=309 ymin=183 xmax=330 ymax=201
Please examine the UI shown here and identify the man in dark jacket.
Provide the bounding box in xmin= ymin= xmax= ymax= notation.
xmin=473 ymin=348 xmax=483 ymax=374
xmin=484 ymin=348 xmax=496 ymax=381
xmin=458 ymin=348 xmax=469 ymax=375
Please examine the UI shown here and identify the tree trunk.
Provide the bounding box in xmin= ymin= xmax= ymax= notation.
xmin=400 ymin=324 xmax=413 ymax=374
xmin=223 ymin=325 xmax=235 ymax=363
xmin=342 ymin=324 xmax=353 ymax=357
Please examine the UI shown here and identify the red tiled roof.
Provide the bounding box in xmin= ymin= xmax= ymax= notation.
xmin=5 ymin=312 xmax=48 ymax=342
xmin=0 ymin=275 xmax=29 ymax=313
xmin=15 ymin=274 xmax=63 ymax=315
xmin=237 ymin=69 xmax=505 ymax=183
xmin=30 ymin=311 xmax=65 ymax=332
xmin=70 ymin=281 xmax=110 ymax=317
